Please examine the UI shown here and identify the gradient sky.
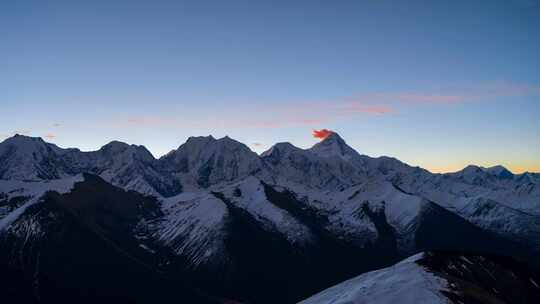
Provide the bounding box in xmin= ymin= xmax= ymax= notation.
xmin=1 ymin=0 xmax=539 ymax=173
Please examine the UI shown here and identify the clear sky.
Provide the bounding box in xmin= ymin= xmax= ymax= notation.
xmin=1 ymin=0 xmax=539 ymax=173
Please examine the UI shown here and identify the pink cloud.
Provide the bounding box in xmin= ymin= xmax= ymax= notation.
xmin=344 ymin=82 xmax=540 ymax=106
xmin=114 ymin=102 xmax=392 ymax=131
xmin=276 ymin=101 xmax=395 ymax=126
xmin=392 ymin=93 xmax=466 ymax=104
xmin=126 ymin=116 xmax=176 ymax=126
xmin=297 ymin=118 xmax=327 ymax=125
xmin=312 ymin=129 xmax=333 ymax=139
xmin=44 ymin=134 xmax=56 ymax=140
xmin=111 ymin=81 xmax=539 ymax=131
xmin=340 ymin=103 xmax=396 ymax=114
xmin=345 ymin=93 xmax=467 ymax=105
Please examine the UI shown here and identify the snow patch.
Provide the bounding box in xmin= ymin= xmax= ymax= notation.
xmin=220 ymin=176 xmax=315 ymax=246
xmin=0 ymin=174 xmax=84 ymax=231
xmin=299 ymin=252 xmax=450 ymax=304
xmin=151 ymin=193 xmax=228 ymax=267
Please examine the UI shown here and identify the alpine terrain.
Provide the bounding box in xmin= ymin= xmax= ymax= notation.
xmin=1 ymin=132 xmax=539 ymax=303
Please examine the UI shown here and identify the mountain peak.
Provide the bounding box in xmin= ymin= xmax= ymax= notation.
xmin=99 ymin=141 xmax=155 ymax=162
xmin=0 ymin=134 xmax=62 ymax=155
xmin=0 ymin=135 xmax=66 ymax=180
xmin=160 ymin=134 xmax=262 ymax=187
xmin=460 ymin=164 xmax=513 ymax=176
xmin=309 ymin=131 xmax=358 ymax=158
xmin=5 ymin=134 xmax=45 ymax=143
xmin=186 ymin=135 xmax=215 ymax=142
xmin=321 ymin=131 xmax=343 ymax=141
xmin=217 ymin=135 xmax=242 ymax=145
xmin=180 ymin=135 xmax=250 ymax=151
xmin=102 ymin=140 xmax=130 ymax=150
xmin=484 ymin=165 xmax=514 ymax=179
xmin=260 ymin=142 xmax=302 ymax=158
xmin=453 ymin=164 xmax=515 ymax=184
xmin=461 ymin=165 xmax=483 ymax=173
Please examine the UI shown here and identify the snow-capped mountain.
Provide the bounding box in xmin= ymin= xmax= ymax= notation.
xmin=300 ymin=251 xmax=540 ymax=304
xmin=159 ymin=135 xmax=265 ymax=189
xmin=61 ymin=140 xmax=182 ymax=197
xmin=0 ymin=132 xmax=539 ymax=303
xmin=448 ymin=164 xmax=517 ymax=187
xmin=0 ymin=134 xmax=72 ymax=180
xmin=0 ymin=135 xmax=182 ymax=197
xmin=261 ymin=140 xmax=364 ymax=190
xmin=309 ymin=131 xmax=362 ymax=160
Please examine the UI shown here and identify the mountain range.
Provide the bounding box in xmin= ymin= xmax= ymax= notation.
xmin=1 ymin=132 xmax=539 ymax=303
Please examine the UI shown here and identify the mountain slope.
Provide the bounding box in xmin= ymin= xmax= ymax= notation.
xmin=62 ymin=141 xmax=182 ymax=197
xmin=0 ymin=174 xmax=220 ymax=304
xmin=299 ymin=251 xmax=540 ymax=304
xmin=0 ymin=133 xmax=538 ymax=303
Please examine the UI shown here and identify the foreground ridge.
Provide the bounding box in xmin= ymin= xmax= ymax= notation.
xmin=299 ymin=251 xmax=540 ymax=304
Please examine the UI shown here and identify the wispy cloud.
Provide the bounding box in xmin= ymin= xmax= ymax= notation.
xmin=13 ymin=130 xmax=30 ymax=135
xmin=52 ymin=123 xmax=62 ymax=127
xmin=118 ymin=104 xmax=389 ymax=130
xmin=269 ymin=101 xmax=395 ymax=126
xmin=338 ymin=103 xmax=396 ymax=114
xmin=390 ymin=93 xmax=466 ymax=104
xmin=112 ymin=81 xmax=539 ymax=131
xmin=44 ymin=134 xmax=56 ymax=140
xmin=343 ymin=93 xmax=466 ymax=105
xmin=345 ymin=82 xmax=540 ymax=105
xmin=126 ymin=116 xmax=177 ymax=126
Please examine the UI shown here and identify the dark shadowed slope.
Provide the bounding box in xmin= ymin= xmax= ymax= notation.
xmin=0 ymin=174 xmax=220 ymax=304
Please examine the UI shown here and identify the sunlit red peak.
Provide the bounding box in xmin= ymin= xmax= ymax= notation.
xmin=312 ymin=129 xmax=333 ymax=140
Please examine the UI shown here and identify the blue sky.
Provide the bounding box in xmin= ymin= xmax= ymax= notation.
xmin=1 ymin=0 xmax=539 ymax=173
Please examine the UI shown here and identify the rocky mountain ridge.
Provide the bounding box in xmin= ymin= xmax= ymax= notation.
xmin=1 ymin=132 xmax=539 ymax=303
